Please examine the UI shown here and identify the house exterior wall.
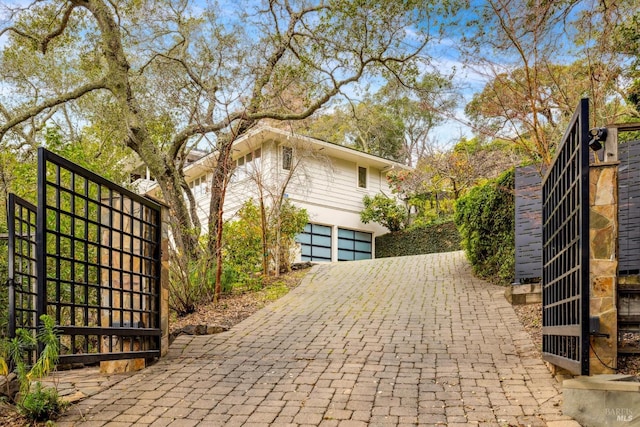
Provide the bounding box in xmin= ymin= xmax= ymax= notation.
xmin=186 ymin=135 xmax=398 ymax=262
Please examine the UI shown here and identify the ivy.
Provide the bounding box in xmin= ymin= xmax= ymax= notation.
xmin=375 ymin=221 xmax=461 ymax=258
xmin=454 ymin=169 xmax=515 ymax=285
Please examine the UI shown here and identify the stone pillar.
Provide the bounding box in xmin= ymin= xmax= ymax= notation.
xmin=160 ymin=206 xmax=170 ymax=356
xmin=589 ymin=163 xmax=618 ymax=374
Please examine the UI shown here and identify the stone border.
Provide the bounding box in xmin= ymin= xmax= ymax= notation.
xmin=505 ymin=283 xmax=542 ymax=305
xmin=563 ymin=375 xmax=640 ymax=426
xmin=168 ymin=324 xmax=228 ymax=344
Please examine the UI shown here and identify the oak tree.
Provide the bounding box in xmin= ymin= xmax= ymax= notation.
xmin=0 ymin=0 xmax=456 ymax=294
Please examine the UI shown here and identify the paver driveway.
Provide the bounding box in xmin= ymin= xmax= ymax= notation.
xmin=58 ymin=251 xmax=574 ymax=426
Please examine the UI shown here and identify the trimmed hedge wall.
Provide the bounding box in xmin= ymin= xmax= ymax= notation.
xmin=454 ymin=168 xmax=515 ymax=285
xmin=375 ymin=221 xmax=462 ymax=258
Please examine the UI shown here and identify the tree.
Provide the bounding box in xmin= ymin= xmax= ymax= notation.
xmin=373 ymin=75 xmax=457 ymax=166
xmin=386 ymin=137 xmax=520 ymax=224
xmin=243 ymin=137 xmax=322 ymax=277
xmin=612 ymin=11 xmax=640 ymax=112
xmin=360 ymin=194 xmax=408 ymax=232
xmin=300 ymin=74 xmax=456 ymax=166
xmin=0 ymin=0 xmax=456 ymax=295
xmin=570 ymin=0 xmax=639 ymax=120
xmin=299 ymin=99 xmax=406 ymax=161
xmin=461 ymin=0 xmax=632 ymax=165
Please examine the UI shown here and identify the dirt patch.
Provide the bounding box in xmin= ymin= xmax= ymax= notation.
xmin=170 ymin=268 xmax=311 ymax=335
xmin=512 ymin=302 xmax=640 ymax=376
xmin=512 ymin=302 xmax=543 ymax=356
xmin=0 ymin=402 xmax=29 ymax=427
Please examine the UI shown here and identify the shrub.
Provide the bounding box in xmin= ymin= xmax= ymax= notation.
xmin=20 ymin=382 xmax=66 ymax=421
xmin=0 ymin=315 xmax=67 ymax=421
xmin=224 ymin=200 xmax=263 ymax=277
xmin=271 ymin=200 xmax=308 ymax=273
xmin=454 ymin=169 xmax=515 ymax=285
xmin=224 ymin=199 xmax=308 ymax=277
xmin=168 ymin=244 xmax=217 ymax=316
xmin=360 ymin=194 xmax=407 ymax=232
xmin=375 ymin=221 xmax=461 ymax=258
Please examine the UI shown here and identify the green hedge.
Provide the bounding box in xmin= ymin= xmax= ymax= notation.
xmin=375 ymin=221 xmax=461 ymax=258
xmin=454 ymin=168 xmax=515 ymax=285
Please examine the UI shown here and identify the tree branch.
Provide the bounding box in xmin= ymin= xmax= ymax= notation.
xmin=0 ymin=79 xmax=107 ymax=142
xmin=40 ymin=3 xmax=78 ymax=53
xmin=0 ymin=27 xmax=39 ymax=45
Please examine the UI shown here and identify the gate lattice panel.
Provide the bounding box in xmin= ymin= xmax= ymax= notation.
xmin=7 ymin=194 xmax=38 ymax=360
xmin=6 ymin=148 xmax=163 ymax=365
xmin=541 ymin=98 xmax=591 ymax=375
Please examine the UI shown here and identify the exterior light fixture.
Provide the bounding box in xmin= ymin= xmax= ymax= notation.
xmin=588 ymin=127 xmax=608 ymax=151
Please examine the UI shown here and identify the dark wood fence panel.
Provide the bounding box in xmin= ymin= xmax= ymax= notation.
xmin=618 ymin=139 xmax=640 ymax=274
xmin=515 ymin=166 xmax=543 ymax=282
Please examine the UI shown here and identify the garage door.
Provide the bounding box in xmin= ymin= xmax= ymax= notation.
xmin=338 ymin=228 xmax=372 ymax=261
xmin=297 ymin=223 xmax=332 ymax=261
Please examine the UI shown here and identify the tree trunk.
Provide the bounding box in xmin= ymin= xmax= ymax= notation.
xmin=208 ymin=139 xmax=235 ymax=301
xmin=260 ymin=197 xmax=269 ymax=275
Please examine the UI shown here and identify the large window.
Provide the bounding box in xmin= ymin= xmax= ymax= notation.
xmin=297 ymin=223 xmax=332 ymax=261
xmin=358 ymin=166 xmax=367 ymax=188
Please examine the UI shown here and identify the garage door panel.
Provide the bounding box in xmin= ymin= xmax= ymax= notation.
xmin=355 ymin=241 xmax=371 ymax=252
xmin=312 ymin=246 xmax=332 ymax=259
xmin=337 ymin=227 xmax=372 ymax=261
xmin=298 ymin=223 xmax=332 ymax=262
xmin=312 ymin=235 xmax=331 ymax=247
xmin=354 ymin=231 xmax=372 ymax=242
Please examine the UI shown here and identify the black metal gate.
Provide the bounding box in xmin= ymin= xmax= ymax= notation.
xmin=6 ymin=148 xmax=163 ymax=365
xmin=541 ymin=98 xmax=591 ymax=375
xmin=7 ymin=194 xmax=38 ymax=350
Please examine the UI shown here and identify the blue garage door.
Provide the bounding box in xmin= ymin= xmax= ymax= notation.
xmin=338 ymin=228 xmax=372 ymax=261
xmin=298 ymin=223 xmax=332 ymax=261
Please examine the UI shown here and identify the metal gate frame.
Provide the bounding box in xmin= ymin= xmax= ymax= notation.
xmin=541 ymin=98 xmax=591 ymax=375
xmin=7 ymin=193 xmax=39 ymax=348
xmin=7 ymin=148 xmax=163 ymax=365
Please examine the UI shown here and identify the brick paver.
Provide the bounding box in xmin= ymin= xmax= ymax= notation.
xmin=56 ymin=251 xmax=576 ymax=426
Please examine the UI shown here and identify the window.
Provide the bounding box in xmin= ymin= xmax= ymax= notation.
xmin=358 ymin=166 xmax=367 ymax=188
xmin=233 ymin=149 xmax=262 ymax=182
xmin=282 ymin=146 xmax=293 ymax=170
xmin=188 ymin=174 xmax=210 ymax=197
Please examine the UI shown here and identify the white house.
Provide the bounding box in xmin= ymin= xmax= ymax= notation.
xmin=139 ymin=126 xmax=408 ymax=262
